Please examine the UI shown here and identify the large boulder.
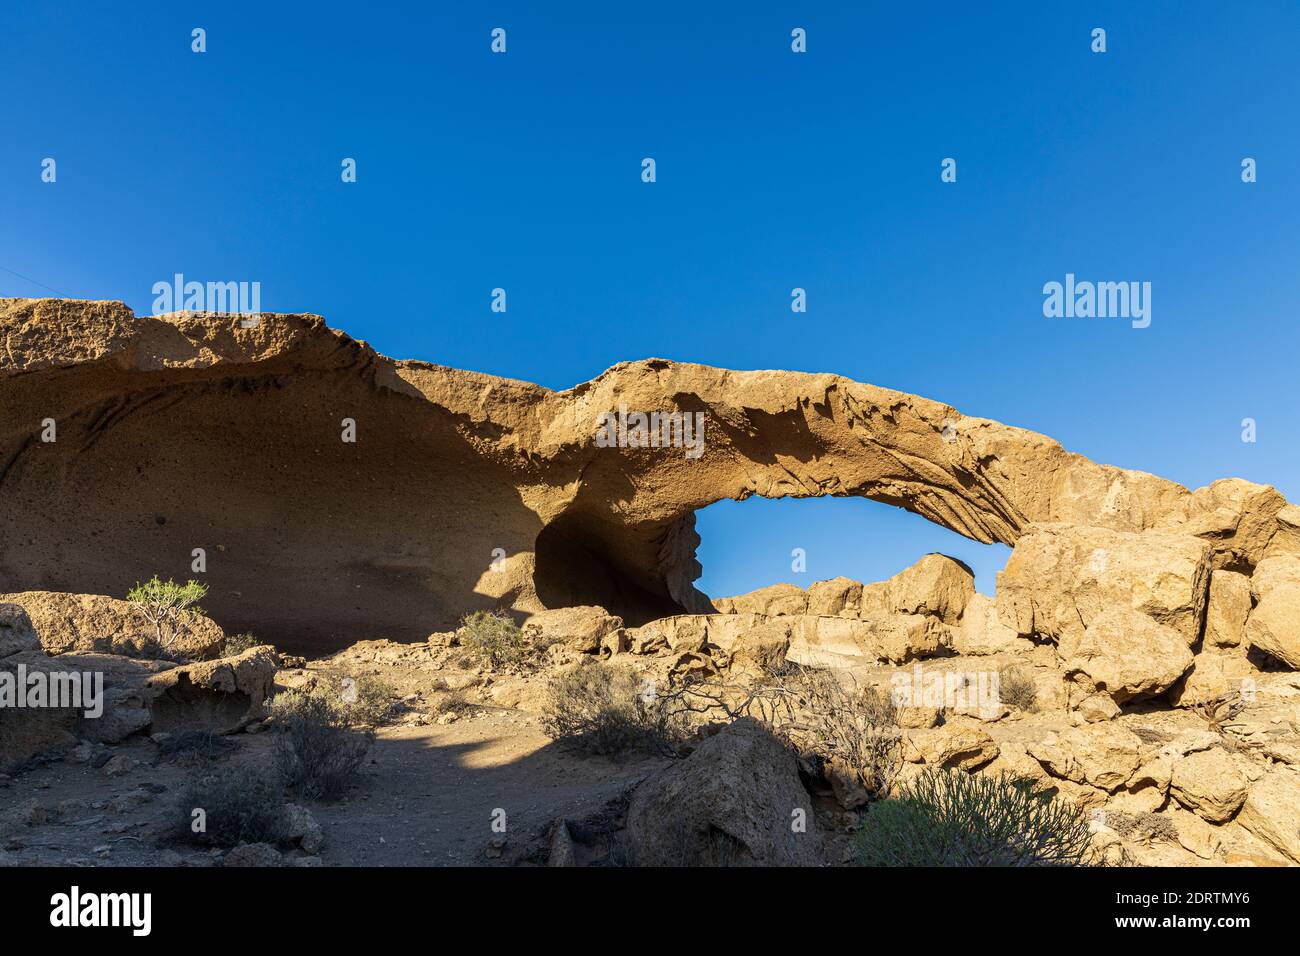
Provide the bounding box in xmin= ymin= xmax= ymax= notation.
xmin=1261 ymin=503 xmax=1300 ymax=562
xmin=806 ymin=577 xmax=862 ymax=617
xmin=1168 ymin=747 xmax=1257 ymax=823
xmin=1026 ymin=724 xmax=1144 ymax=793
xmin=521 ymin=605 xmax=624 ymax=655
xmin=0 ymin=651 xmax=82 ymax=768
xmin=0 ymin=603 xmax=40 ymax=659
xmin=624 ymin=718 xmax=822 ymax=866
xmin=1204 ymin=570 xmax=1251 ymax=649
xmin=0 ymin=590 xmax=225 ymax=660
xmin=0 ymin=649 xmax=166 ymax=766
xmin=726 ymin=620 xmax=794 ymax=677
xmin=785 ymin=612 xmax=950 ymax=666
xmin=1235 ymin=769 xmax=1300 ymax=864
xmin=1058 ymin=607 xmax=1193 ymax=704
xmin=144 ymin=646 xmax=279 ymax=733
xmin=907 ymin=721 xmax=999 ymax=771
xmin=1245 ymin=555 xmax=1300 ymax=668
xmin=1168 ymin=652 xmax=1257 ymax=708
xmin=874 ymin=554 xmax=975 ymax=625
xmin=1169 ymin=478 xmax=1287 ymax=570
xmin=951 ymin=593 xmax=1023 ymax=655
xmin=713 ymin=583 xmax=807 ymax=617
xmin=996 ymin=523 xmax=1212 ymax=646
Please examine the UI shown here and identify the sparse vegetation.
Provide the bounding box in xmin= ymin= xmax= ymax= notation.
xmin=221 ymin=632 xmax=263 ymax=656
xmin=540 ymin=662 xmax=685 ymax=756
xmin=174 ymin=767 xmax=286 ymax=848
xmin=856 ymin=768 xmax=1094 ymax=866
xmin=999 ymin=666 xmax=1039 ymax=712
xmin=321 ymin=674 xmax=397 ymax=727
xmin=788 ymin=668 xmax=903 ymax=800
xmin=1192 ymin=691 xmax=1245 ymax=736
xmin=1130 ymin=725 xmax=1175 ymax=746
xmin=1107 ymin=809 xmax=1179 ymax=845
xmin=155 ymin=730 xmax=238 ymax=766
xmin=268 ymin=690 xmax=373 ymax=801
xmin=126 ymin=575 xmax=209 ymax=652
xmin=430 ymin=689 xmax=476 ymax=717
xmin=457 ymin=610 xmax=530 ymax=668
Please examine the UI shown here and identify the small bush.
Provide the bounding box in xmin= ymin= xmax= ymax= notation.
xmin=430 ymin=689 xmax=476 ymax=717
xmin=126 ymin=575 xmax=209 ymax=651
xmin=174 ymin=767 xmax=285 ymax=848
xmin=1192 ymin=692 xmax=1245 ymax=736
xmin=457 ymin=610 xmax=530 ymax=668
xmin=269 ymin=691 xmax=372 ymax=801
xmin=856 ymin=768 xmax=1093 ymax=866
xmin=999 ymin=666 xmax=1039 ymax=712
xmin=540 ymin=662 xmax=682 ymax=756
xmin=156 ymin=730 xmax=238 ymax=766
xmin=793 ymin=669 xmax=902 ymax=800
xmin=221 ymin=632 xmax=263 ymax=657
xmin=322 ymin=674 xmax=397 ymax=727
xmin=1107 ymin=809 xmax=1179 ymax=845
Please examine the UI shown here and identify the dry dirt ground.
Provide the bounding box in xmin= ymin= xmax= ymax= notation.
xmin=312 ymin=714 xmax=663 ymax=865
xmin=0 ymin=707 xmax=664 ymax=867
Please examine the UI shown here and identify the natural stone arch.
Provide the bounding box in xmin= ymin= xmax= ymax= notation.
xmin=0 ymin=299 xmax=1280 ymax=648
xmin=521 ymin=360 xmax=1196 ymax=622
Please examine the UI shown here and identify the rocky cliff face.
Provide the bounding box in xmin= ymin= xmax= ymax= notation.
xmin=1 ymin=298 xmax=1294 ymax=655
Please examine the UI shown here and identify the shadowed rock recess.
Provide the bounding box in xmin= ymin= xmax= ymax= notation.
xmin=1 ymin=298 xmax=1296 ymax=660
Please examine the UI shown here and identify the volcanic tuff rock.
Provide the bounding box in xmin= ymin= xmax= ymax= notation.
xmin=0 ymin=603 xmax=39 ymax=659
xmin=624 ymin=717 xmax=822 ymax=866
xmin=0 ymin=590 xmax=225 ymax=660
xmin=2 ymin=298 xmax=1297 ymax=657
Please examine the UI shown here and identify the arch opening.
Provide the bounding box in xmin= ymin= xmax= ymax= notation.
xmin=533 ymin=493 xmax=1013 ymax=627
xmin=694 ymin=495 xmax=1013 ymax=604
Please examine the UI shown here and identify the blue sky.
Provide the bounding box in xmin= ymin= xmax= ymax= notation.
xmin=2 ymin=2 xmax=1296 ymax=597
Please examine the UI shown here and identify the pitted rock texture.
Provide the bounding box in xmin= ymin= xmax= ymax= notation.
xmin=0 ymin=590 xmax=225 ymax=660
xmin=1 ymin=298 xmax=1296 ymax=654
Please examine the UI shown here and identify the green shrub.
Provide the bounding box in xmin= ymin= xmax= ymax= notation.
xmin=457 ymin=610 xmax=530 ymax=668
xmin=174 ymin=767 xmax=285 ymax=848
xmin=540 ymin=662 xmax=682 ymax=756
xmin=126 ymin=575 xmax=209 ymax=651
xmin=856 ymin=768 xmax=1093 ymax=866
xmin=269 ymin=691 xmax=372 ymax=801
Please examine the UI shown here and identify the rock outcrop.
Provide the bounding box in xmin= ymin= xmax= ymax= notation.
xmin=0 ymin=590 xmax=225 ymax=660
xmin=623 ymin=717 xmax=822 ymax=866
xmin=4 ymin=298 xmax=1296 ymax=655
xmin=1245 ymin=556 xmax=1300 ymax=668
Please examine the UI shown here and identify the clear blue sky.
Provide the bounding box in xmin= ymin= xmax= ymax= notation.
xmin=3 ymin=2 xmax=1296 ymax=598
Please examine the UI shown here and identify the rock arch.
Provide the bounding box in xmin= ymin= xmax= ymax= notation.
xmin=0 ymin=299 xmax=1285 ymax=648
